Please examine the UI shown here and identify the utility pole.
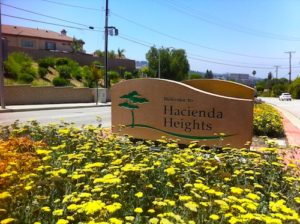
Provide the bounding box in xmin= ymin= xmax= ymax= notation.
xmin=274 ymin=65 xmax=280 ymax=79
xmin=0 ymin=1 xmax=5 ymax=109
xmin=104 ymin=0 xmax=109 ymax=89
xmin=285 ymin=51 xmax=295 ymax=83
xmin=158 ymin=48 xmax=160 ymax=78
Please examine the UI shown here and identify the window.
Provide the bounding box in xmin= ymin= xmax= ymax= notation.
xmin=45 ymin=42 xmax=56 ymax=50
xmin=21 ymin=40 xmax=34 ymax=48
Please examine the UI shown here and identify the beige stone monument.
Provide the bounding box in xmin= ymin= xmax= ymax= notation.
xmin=112 ymin=79 xmax=254 ymax=148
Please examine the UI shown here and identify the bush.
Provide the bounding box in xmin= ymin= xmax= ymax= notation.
xmin=289 ymin=77 xmax=300 ymax=99
xmin=253 ymin=103 xmax=284 ymax=137
xmin=55 ymin=57 xmax=70 ymax=66
xmin=18 ymin=73 xmax=34 ymax=83
xmin=38 ymin=67 xmax=48 ymax=79
xmin=52 ymin=77 xmax=69 ymax=86
xmin=108 ymin=70 xmax=119 ymax=84
xmin=124 ymin=71 xmax=132 ymax=80
xmin=38 ymin=57 xmax=56 ymax=68
xmin=0 ymin=121 xmax=299 ymax=223
xmin=4 ymin=52 xmax=36 ymax=80
xmin=57 ymin=65 xmax=72 ymax=79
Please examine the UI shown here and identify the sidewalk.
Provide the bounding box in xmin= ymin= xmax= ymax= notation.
xmin=0 ymin=102 xmax=111 ymax=113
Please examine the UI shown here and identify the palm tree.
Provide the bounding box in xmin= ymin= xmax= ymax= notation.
xmin=117 ymin=48 xmax=125 ymax=59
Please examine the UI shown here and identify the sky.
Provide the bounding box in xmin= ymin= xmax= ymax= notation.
xmin=2 ymin=0 xmax=300 ymax=79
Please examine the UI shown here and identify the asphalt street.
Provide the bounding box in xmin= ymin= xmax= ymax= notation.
xmin=260 ymin=97 xmax=300 ymax=120
xmin=0 ymin=107 xmax=111 ymax=128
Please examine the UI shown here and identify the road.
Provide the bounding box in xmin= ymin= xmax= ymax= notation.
xmin=0 ymin=107 xmax=111 ymax=128
xmin=260 ymin=97 xmax=300 ymax=120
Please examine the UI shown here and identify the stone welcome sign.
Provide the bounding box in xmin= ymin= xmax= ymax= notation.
xmin=112 ymin=79 xmax=254 ymax=148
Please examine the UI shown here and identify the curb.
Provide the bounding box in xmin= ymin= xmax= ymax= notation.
xmin=0 ymin=104 xmax=111 ymax=113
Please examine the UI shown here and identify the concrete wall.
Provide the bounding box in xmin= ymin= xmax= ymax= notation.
xmin=7 ymin=47 xmax=136 ymax=72
xmin=4 ymin=85 xmax=96 ymax=105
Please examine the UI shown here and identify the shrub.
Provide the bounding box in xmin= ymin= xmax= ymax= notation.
xmin=253 ymin=103 xmax=284 ymax=137
xmin=52 ymin=77 xmax=69 ymax=86
xmin=55 ymin=57 xmax=70 ymax=66
xmin=56 ymin=65 xmax=72 ymax=79
xmin=124 ymin=71 xmax=132 ymax=80
xmin=0 ymin=121 xmax=299 ymax=223
xmin=289 ymin=77 xmax=300 ymax=99
xmin=3 ymin=52 xmax=36 ymax=80
xmin=18 ymin=73 xmax=34 ymax=83
xmin=38 ymin=67 xmax=48 ymax=79
xmin=108 ymin=70 xmax=119 ymax=84
xmin=38 ymin=57 xmax=56 ymax=68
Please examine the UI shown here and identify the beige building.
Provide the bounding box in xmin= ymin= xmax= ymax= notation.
xmin=2 ymin=24 xmax=84 ymax=52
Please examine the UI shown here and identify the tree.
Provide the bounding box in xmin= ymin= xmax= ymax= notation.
xmin=94 ymin=50 xmax=104 ymax=57
xmin=71 ymin=37 xmax=84 ymax=53
xmin=119 ymin=91 xmax=149 ymax=127
xmin=204 ymin=70 xmax=213 ymax=79
xmin=117 ymin=48 xmax=126 ymax=59
xmin=108 ymin=50 xmax=116 ymax=59
xmin=146 ymin=46 xmax=189 ymax=81
xmin=268 ymin=72 xmax=273 ymax=80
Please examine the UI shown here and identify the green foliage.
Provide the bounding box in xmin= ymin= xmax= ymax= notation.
xmin=71 ymin=37 xmax=84 ymax=53
xmin=38 ymin=67 xmax=48 ymax=79
xmin=52 ymin=77 xmax=69 ymax=86
xmin=93 ymin=50 xmax=104 ymax=57
xmin=108 ymin=70 xmax=120 ymax=84
xmin=56 ymin=65 xmax=72 ymax=79
xmin=18 ymin=73 xmax=34 ymax=83
xmin=4 ymin=52 xmax=36 ymax=81
xmin=289 ymin=77 xmax=300 ymax=99
xmin=253 ymin=103 xmax=284 ymax=137
xmin=204 ymin=70 xmax=213 ymax=79
xmin=38 ymin=57 xmax=56 ymax=68
xmin=124 ymin=71 xmax=132 ymax=80
xmin=0 ymin=121 xmax=300 ymax=223
xmin=55 ymin=58 xmax=69 ymax=66
xmin=146 ymin=46 xmax=189 ymax=81
xmin=189 ymin=72 xmax=203 ymax=79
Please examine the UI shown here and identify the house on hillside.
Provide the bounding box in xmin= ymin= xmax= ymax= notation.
xmin=2 ymin=24 xmax=84 ymax=52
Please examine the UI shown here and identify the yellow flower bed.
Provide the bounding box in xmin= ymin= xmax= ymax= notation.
xmin=0 ymin=122 xmax=299 ymax=223
xmin=253 ymin=103 xmax=284 ymax=137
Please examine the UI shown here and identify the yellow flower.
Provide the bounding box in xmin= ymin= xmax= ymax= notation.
xmin=148 ymin=209 xmax=155 ymax=213
xmin=125 ymin=216 xmax=134 ymax=221
xmin=41 ymin=206 xmax=51 ymax=212
xmin=109 ymin=218 xmax=123 ymax=224
xmin=209 ymin=214 xmax=220 ymax=221
xmin=134 ymin=207 xmax=143 ymax=213
xmin=230 ymin=187 xmax=243 ymax=195
xmin=52 ymin=209 xmax=64 ymax=216
xmin=111 ymin=194 xmax=119 ymax=199
xmin=135 ymin=192 xmax=143 ymax=198
xmin=164 ymin=167 xmax=176 ymax=175
xmin=294 ymin=197 xmax=300 ymax=204
xmin=82 ymin=200 xmax=105 ymax=215
xmin=106 ymin=202 xmax=122 ymax=214
xmin=149 ymin=218 xmax=159 ymax=224
xmin=0 ymin=192 xmax=12 ymax=200
xmin=179 ymin=195 xmax=192 ymax=201
xmin=56 ymin=219 xmax=69 ymax=224
xmin=184 ymin=201 xmax=199 ymax=212
xmin=0 ymin=218 xmax=15 ymax=224
xmin=246 ymin=193 xmax=260 ymax=201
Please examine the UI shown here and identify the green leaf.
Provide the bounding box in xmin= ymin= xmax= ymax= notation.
xmin=118 ymin=102 xmax=139 ymax=110
xmin=120 ymin=91 xmax=140 ymax=99
xmin=131 ymin=97 xmax=149 ymax=104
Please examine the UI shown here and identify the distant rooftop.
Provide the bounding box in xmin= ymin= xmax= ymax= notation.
xmin=2 ymin=24 xmax=73 ymax=42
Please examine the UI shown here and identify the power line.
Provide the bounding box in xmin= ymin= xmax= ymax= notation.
xmin=2 ymin=14 xmax=103 ymax=32
xmin=111 ymin=11 xmax=288 ymax=60
xmin=1 ymin=3 xmax=100 ymax=29
xmin=156 ymin=0 xmax=300 ymax=42
xmin=117 ymin=34 xmax=281 ymax=70
xmin=118 ymin=33 xmax=300 ymax=69
xmin=40 ymin=0 xmax=101 ymax=11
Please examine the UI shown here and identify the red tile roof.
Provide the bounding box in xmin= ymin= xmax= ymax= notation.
xmin=2 ymin=24 xmax=73 ymax=42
